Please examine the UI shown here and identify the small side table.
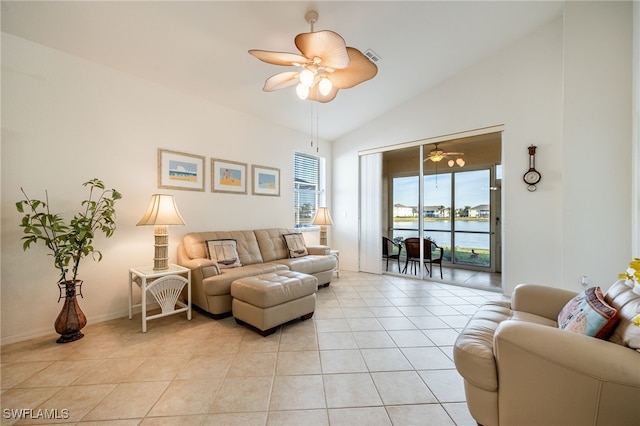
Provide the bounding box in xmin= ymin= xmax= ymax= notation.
xmin=330 ymin=249 xmax=340 ymax=278
xmin=129 ymin=264 xmax=191 ymax=332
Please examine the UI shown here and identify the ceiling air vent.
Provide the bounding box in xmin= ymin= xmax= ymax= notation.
xmin=364 ymin=49 xmax=381 ymax=64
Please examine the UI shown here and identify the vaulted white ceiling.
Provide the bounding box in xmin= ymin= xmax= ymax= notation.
xmin=1 ymin=1 xmax=564 ymax=140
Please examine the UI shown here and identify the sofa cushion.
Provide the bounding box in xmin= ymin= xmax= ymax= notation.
xmin=606 ymin=279 xmax=640 ymax=351
xmin=558 ymin=287 xmax=619 ymax=339
xmin=283 ymin=233 xmax=308 ymax=258
xmin=254 ymin=228 xmax=295 ymax=262
xmin=183 ymin=232 xmax=208 ymax=260
xmin=271 ymin=255 xmax=336 ymax=275
xmin=202 ymin=263 xmax=289 ymax=296
xmin=206 ymin=239 xmax=242 ymax=269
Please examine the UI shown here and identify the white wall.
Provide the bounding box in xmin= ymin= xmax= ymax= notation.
xmin=333 ymin=2 xmax=634 ymax=296
xmin=1 ymin=34 xmax=330 ymax=344
xmin=561 ymin=1 xmax=633 ymax=291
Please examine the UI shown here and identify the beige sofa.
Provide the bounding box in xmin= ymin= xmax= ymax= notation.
xmin=177 ymin=228 xmax=336 ymax=317
xmin=454 ymin=280 xmax=640 ymax=426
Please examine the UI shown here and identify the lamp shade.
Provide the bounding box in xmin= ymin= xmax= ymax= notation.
xmin=136 ymin=194 xmax=186 ymax=226
xmin=312 ymin=207 xmax=333 ymax=226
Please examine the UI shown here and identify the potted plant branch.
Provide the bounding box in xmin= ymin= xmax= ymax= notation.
xmin=16 ymin=178 xmax=122 ymax=343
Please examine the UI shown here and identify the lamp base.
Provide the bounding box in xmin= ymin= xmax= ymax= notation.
xmin=153 ymin=260 xmax=169 ymax=271
xmin=319 ymin=225 xmax=328 ymax=246
xmin=153 ymin=225 xmax=169 ymax=271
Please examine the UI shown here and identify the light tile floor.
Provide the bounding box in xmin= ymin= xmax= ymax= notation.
xmin=1 ymin=271 xmax=508 ymax=425
xmin=383 ymin=260 xmax=502 ymax=291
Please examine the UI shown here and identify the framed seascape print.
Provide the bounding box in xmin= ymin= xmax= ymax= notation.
xmin=211 ymin=158 xmax=247 ymax=194
xmin=252 ymin=165 xmax=280 ymax=196
xmin=158 ymin=149 xmax=205 ymax=191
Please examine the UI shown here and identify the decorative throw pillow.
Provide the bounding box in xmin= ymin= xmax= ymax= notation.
xmin=558 ymin=287 xmax=620 ymax=339
xmin=283 ymin=233 xmax=308 ymax=258
xmin=205 ymin=239 xmax=242 ymax=269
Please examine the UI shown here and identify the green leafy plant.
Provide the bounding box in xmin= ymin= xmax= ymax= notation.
xmin=16 ymin=178 xmax=122 ymax=283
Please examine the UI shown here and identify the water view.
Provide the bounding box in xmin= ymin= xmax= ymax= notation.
xmin=391 ymin=219 xmax=491 ymax=266
xmin=393 ymin=219 xmax=489 ymax=248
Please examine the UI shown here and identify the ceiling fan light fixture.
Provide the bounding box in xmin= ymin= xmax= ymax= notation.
xmin=319 ymin=77 xmax=333 ymax=96
xmin=299 ymin=69 xmax=315 ymax=87
xmin=425 ymin=143 xmax=465 ymax=168
xmin=430 ymin=152 xmax=444 ymax=162
xmin=249 ymin=10 xmax=377 ymax=103
xmin=296 ymin=83 xmax=309 ymax=100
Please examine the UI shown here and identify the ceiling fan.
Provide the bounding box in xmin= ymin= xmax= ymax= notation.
xmin=424 ymin=143 xmax=466 ymax=168
xmin=248 ymin=10 xmax=378 ymax=103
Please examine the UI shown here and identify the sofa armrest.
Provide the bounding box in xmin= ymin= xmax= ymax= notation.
xmin=494 ymin=320 xmax=640 ymax=424
xmin=511 ymin=284 xmax=577 ymax=321
xmin=179 ymin=257 xmax=220 ymax=279
xmin=495 ymin=321 xmax=640 ymax=386
xmin=307 ymin=245 xmax=330 ymax=255
xmin=177 ymin=243 xmax=220 ymax=278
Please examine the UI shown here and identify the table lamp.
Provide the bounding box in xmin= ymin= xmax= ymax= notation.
xmin=137 ymin=194 xmax=185 ymax=270
xmin=312 ymin=207 xmax=333 ymax=246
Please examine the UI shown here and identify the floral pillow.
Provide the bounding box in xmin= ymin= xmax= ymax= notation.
xmin=558 ymin=287 xmax=619 ymax=339
xmin=205 ymin=239 xmax=242 ymax=269
xmin=283 ymin=233 xmax=308 ymax=258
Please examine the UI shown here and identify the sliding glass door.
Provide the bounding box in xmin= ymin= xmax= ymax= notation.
xmin=377 ymin=129 xmax=502 ymax=280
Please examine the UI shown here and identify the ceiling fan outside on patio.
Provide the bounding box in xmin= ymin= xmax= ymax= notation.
xmin=248 ymin=10 xmax=378 ymax=103
xmin=424 ymin=143 xmax=466 ymax=168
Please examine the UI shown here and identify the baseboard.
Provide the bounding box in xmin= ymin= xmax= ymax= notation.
xmin=0 ymin=302 xmax=162 ymax=346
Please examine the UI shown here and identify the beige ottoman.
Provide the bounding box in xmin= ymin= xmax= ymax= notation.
xmin=231 ymin=271 xmax=318 ymax=336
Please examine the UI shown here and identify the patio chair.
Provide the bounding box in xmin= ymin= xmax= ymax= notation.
xmin=402 ymin=237 xmax=444 ymax=278
xmin=382 ymin=237 xmax=402 ymax=272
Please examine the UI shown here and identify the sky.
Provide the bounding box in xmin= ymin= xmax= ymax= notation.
xmin=393 ymin=169 xmax=491 ymax=208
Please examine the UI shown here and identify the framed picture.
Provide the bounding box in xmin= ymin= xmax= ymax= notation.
xmin=211 ymin=158 xmax=247 ymax=194
xmin=252 ymin=165 xmax=280 ymax=196
xmin=158 ymin=149 xmax=205 ymax=191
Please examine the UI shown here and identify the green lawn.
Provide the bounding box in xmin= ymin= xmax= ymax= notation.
xmin=391 ymin=244 xmax=490 ymax=266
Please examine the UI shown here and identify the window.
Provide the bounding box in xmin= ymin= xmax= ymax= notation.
xmin=294 ymin=152 xmax=320 ymax=228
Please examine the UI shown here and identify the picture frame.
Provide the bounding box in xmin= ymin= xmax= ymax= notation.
xmin=158 ymin=149 xmax=205 ymax=191
xmin=211 ymin=158 xmax=247 ymax=194
xmin=252 ymin=165 xmax=280 ymax=196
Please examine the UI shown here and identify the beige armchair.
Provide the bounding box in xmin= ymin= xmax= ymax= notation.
xmin=454 ymin=281 xmax=640 ymax=426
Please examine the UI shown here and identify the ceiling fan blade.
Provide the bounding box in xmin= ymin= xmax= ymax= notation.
xmin=307 ymin=84 xmax=339 ymax=103
xmin=294 ymin=30 xmax=350 ymax=69
xmin=328 ymin=47 xmax=378 ymax=89
xmin=249 ymin=49 xmax=308 ymax=66
xmin=263 ymin=71 xmax=300 ymax=91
